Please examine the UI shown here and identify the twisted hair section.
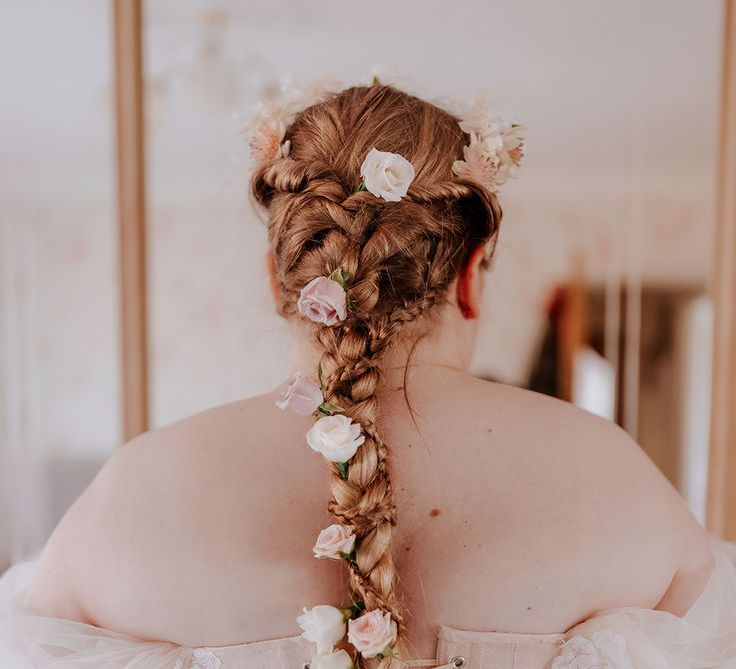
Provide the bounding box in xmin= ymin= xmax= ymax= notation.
xmin=250 ymin=84 xmax=502 ymax=666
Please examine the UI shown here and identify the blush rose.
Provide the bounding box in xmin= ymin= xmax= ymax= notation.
xmin=313 ymin=524 xmax=356 ymax=560
xmin=275 ymin=372 xmax=323 ymax=416
xmin=298 ymin=276 xmax=347 ymax=326
xmin=347 ymin=609 xmax=397 ymax=659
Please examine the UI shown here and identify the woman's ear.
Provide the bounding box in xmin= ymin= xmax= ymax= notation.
xmin=456 ymin=244 xmax=487 ymax=320
xmin=266 ymin=252 xmax=281 ymax=306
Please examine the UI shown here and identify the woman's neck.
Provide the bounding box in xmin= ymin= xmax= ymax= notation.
xmin=286 ymin=318 xmax=475 ymax=383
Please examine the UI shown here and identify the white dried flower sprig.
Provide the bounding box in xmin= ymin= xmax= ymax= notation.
xmin=247 ymin=114 xmax=291 ymax=162
xmin=452 ymin=94 xmax=527 ymax=192
xmin=243 ymin=76 xmax=343 ymax=162
xmin=242 ymin=100 xmax=292 ymax=162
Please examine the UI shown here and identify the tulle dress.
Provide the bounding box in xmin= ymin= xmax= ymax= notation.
xmin=1 ymin=533 xmax=735 ymax=669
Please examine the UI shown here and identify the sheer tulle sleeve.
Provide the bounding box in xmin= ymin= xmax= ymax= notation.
xmin=0 ymin=559 xmax=193 ymax=668
xmin=559 ymin=535 xmax=736 ymax=669
xmin=0 ymin=558 xmax=313 ymax=668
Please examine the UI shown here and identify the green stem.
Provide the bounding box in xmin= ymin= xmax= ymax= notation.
xmin=380 ymin=646 xmax=399 ymax=660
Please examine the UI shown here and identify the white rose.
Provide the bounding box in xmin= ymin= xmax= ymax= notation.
xmin=306 ymin=415 xmax=365 ymax=463
xmin=297 ymin=605 xmax=347 ymax=654
xmin=313 ymin=524 xmax=356 ymax=560
xmin=309 ymin=649 xmax=354 ymax=669
xmin=359 ymin=148 xmax=415 ymax=202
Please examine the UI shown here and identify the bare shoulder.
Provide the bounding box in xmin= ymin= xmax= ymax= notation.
xmin=476 ymin=380 xmax=714 ymax=597
xmin=22 ymin=401 xmax=239 ymax=622
xmin=400 ymin=372 xmax=713 ymax=611
xmin=484 ymin=382 xmax=709 ymax=530
xmin=25 ymin=392 xmax=339 ymax=643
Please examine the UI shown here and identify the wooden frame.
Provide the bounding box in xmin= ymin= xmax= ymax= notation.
xmin=113 ymin=0 xmax=149 ymax=441
xmin=708 ymin=0 xmax=736 ymax=539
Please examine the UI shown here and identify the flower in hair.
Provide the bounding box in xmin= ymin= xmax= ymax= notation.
xmin=452 ymin=134 xmax=501 ymax=186
xmin=285 ymin=74 xmax=343 ymax=112
xmin=453 ymin=95 xmax=526 ymax=192
xmin=348 ymin=609 xmax=397 ymax=659
xmin=309 ymin=649 xmax=354 ymax=669
xmin=496 ymin=122 xmax=526 ymax=184
xmin=458 ymin=94 xmax=506 ymax=138
xmin=275 ymin=372 xmax=324 ymax=416
xmin=276 ymin=371 xmax=344 ymax=417
xmin=313 ymin=524 xmax=356 ymax=560
xmin=297 ymin=605 xmax=348 ymax=654
xmin=246 ymin=114 xmax=291 ymax=162
xmin=359 ymin=148 xmax=415 ymax=202
xmin=298 ymin=274 xmax=348 ymax=326
xmin=243 ymin=74 xmax=343 ymax=162
xmin=306 ymin=415 xmax=365 ymax=463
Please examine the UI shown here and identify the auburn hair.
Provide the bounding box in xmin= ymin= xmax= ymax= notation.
xmin=250 ymin=83 xmax=502 ymax=666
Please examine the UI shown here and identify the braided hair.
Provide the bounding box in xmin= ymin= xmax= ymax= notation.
xmin=251 ymin=84 xmax=502 ymax=667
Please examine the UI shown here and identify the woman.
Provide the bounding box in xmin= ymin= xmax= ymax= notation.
xmin=1 ymin=82 xmax=734 ymax=669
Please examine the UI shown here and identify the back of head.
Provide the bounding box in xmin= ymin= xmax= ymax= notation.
xmin=250 ymin=82 xmax=506 ymax=667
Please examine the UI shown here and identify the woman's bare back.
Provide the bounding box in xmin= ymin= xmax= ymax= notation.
xmin=24 ymin=367 xmax=714 ymax=659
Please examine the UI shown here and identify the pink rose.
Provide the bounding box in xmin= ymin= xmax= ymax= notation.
xmin=298 ymin=276 xmax=347 ymax=326
xmin=313 ymin=524 xmax=356 ymax=560
xmin=275 ymin=372 xmax=323 ymax=416
xmin=347 ymin=610 xmax=397 ymax=659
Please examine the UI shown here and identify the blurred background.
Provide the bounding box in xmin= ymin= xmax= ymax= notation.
xmin=1 ymin=0 xmax=735 ymax=570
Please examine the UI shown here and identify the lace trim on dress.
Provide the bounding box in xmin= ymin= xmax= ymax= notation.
xmin=173 ymin=648 xmax=222 ymax=669
xmin=551 ymin=631 xmax=634 ymax=669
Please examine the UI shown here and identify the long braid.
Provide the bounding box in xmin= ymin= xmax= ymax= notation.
xmin=318 ymin=307 xmax=449 ymax=669
xmin=318 ymin=320 xmax=401 ymax=619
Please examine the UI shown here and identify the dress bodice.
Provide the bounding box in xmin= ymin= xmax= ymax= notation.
xmin=2 ymin=534 xmax=736 ymax=669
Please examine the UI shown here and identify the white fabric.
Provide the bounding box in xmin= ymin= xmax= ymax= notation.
xmin=1 ymin=534 xmax=735 ymax=668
